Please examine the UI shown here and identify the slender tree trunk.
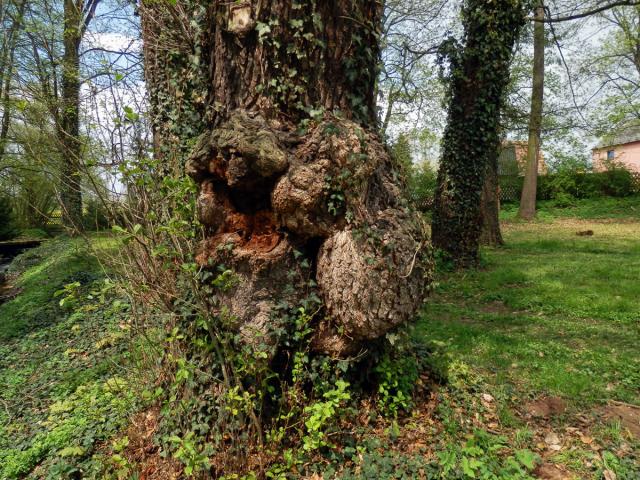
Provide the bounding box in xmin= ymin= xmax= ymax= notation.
xmin=432 ymin=0 xmax=525 ymax=267
xmin=58 ymin=0 xmax=83 ymax=231
xmin=480 ymin=148 xmax=504 ymax=246
xmin=518 ymin=4 xmax=545 ymax=220
xmin=0 ymin=0 xmax=26 ymax=160
xmin=140 ymin=0 xmax=433 ymax=357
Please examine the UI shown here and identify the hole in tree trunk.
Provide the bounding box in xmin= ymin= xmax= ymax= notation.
xmin=206 ymin=174 xmax=284 ymax=254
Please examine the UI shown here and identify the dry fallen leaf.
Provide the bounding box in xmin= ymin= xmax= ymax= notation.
xmin=545 ymin=432 xmax=561 ymax=446
xmin=580 ymin=435 xmax=593 ymax=445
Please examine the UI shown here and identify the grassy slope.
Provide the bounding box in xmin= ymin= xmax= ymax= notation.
xmin=0 ymin=237 xmax=142 ymax=479
xmin=416 ymin=197 xmax=640 ymax=478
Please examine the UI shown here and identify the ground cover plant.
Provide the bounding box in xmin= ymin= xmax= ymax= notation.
xmin=1 ymin=200 xmax=638 ymax=479
xmin=0 ymin=237 xmax=148 ymax=479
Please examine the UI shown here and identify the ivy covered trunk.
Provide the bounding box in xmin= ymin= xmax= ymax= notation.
xmin=140 ymin=1 xmax=432 ymax=357
xmin=432 ymin=0 xmax=526 ymax=267
xmin=58 ymin=0 xmax=83 ymax=231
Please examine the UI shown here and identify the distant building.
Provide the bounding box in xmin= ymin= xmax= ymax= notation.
xmin=498 ymin=141 xmax=547 ymax=176
xmin=592 ymin=127 xmax=640 ymax=172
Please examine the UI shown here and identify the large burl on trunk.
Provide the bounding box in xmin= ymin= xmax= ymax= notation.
xmin=141 ymin=0 xmax=432 ymax=357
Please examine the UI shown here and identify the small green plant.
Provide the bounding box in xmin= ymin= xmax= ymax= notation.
xmin=438 ymin=430 xmax=538 ymax=479
xmin=302 ymin=379 xmax=351 ymax=451
xmin=374 ymin=352 xmax=418 ymax=417
xmin=168 ymin=431 xmax=212 ymax=477
xmin=54 ymin=281 xmax=82 ymax=308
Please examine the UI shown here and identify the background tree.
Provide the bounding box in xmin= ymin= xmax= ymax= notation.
xmin=56 ymin=0 xmax=100 ymax=230
xmin=379 ymin=0 xmax=451 ymax=139
xmin=432 ymin=0 xmax=527 ymax=267
xmin=518 ymin=3 xmax=546 ymax=220
xmin=585 ymin=5 xmax=640 ymax=136
xmin=0 ymin=0 xmax=26 ymax=160
xmin=0 ymin=0 xmax=139 ymax=233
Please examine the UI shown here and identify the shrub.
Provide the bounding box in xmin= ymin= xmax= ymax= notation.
xmin=550 ymin=192 xmax=576 ymax=209
xmin=390 ymin=134 xmax=437 ymax=211
xmin=408 ymin=161 xmax=437 ymax=210
xmin=601 ymin=162 xmax=637 ymax=197
xmin=501 ymin=162 xmax=639 ymax=204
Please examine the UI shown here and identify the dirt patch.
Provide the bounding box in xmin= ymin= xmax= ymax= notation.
xmin=0 ymin=279 xmax=21 ymax=304
xmin=601 ymin=402 xmax=640 ymax=440
xmin=534 ymin=463 xmax=575 ymax=480
xmin=122 ymin=408 xmax=182 ymax=480
xmin=523 ymin=396 xmax=567 ymax=419
xmin=479 ymin=300 xmax=513 ymax=315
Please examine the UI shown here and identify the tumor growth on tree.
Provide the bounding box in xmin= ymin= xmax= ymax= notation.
xmin=141 ymin=0 xmax=433 ymax=357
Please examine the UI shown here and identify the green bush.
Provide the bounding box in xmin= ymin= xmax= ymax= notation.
xmin=0 ymin=196 xmax=18 ymax=240
xmin=390 ymin=133 xmax=437 ymax=211
xmin=601 ymin=164 xmax=637 ymax=197
xmin=408 ymin=161 xmax=437 ymax=210
xmin=501 ymin=163 xmax=639 ymax=204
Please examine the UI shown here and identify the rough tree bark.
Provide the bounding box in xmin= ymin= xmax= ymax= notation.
xmin=140 ymin=1 xmax=433 ymax=357
xmin=518 ymin=3 xmax=545 ymax=221
xmin=432 ymin=0 xmax=526 ymax=267
xmin=480 ymin=149 xmax=504 ymax=246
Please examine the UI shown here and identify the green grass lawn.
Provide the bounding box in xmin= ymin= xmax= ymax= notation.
xmin=415 ymin=197 xmax=640 ymax=478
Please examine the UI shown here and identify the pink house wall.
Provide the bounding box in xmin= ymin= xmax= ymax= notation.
xmin=592 ymin=141 xmax=640 ymax=172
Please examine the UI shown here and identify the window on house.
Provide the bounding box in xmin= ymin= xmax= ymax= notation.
xmin=607 ymin=150 xmax=615 ymax=161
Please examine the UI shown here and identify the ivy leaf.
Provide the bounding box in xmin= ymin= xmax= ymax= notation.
xmin=256 ymin=22 xmax=271 ymax=41
xmin=123 ymin=106 xmax=139 ymax=122
xmin=461 ymin=457 xmax=477 ymax=478
xmin=289 ymin=19 xmax=304 ymax=29
xmin=515 ymin=449 xmax=538 ymax=470
xmin=58 ymin=446 xmax=85 ymax=457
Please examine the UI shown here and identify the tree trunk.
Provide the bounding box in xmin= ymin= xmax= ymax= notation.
xmin=480 ymin=150 xmax=504 ymax=246
xmin=431 ymin=0 xmax=525 ymax=267
xmin=140 ymin=1 xmax=433 ymax=357
xmin=58 ymin=0 xmax=83 ymax=231
xmin=518 ymin=4 xmax=545 ymax=221
xmin=0 ymin=0 xmax=26 ymax=161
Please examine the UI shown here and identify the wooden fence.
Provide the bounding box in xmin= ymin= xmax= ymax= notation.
xmin=46 ymin=211 xmax=63 ymax=226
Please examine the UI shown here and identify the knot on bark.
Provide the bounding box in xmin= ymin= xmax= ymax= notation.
xmin=272 ymin=120 xmax=383 ymax=238
xmin=313 ymin=209 xmax=432 ymax=356
xmin=186 ymin=110 xmax=288 ymax=185
xmin=190 ymin=110 xmax=433 ymax=358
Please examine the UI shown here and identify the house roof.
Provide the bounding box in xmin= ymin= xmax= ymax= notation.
xmin=595 ymin=125 xmax=640 ymax=149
